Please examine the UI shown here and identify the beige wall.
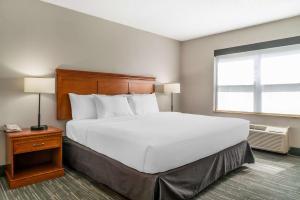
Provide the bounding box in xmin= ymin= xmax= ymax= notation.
xmin=180 ymin=16 xmax=300 ymax=148
xmin=0 ymin=0 xmax=180 ymax=165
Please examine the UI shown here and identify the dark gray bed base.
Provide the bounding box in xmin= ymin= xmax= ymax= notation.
xmin=63 ymin=138 xmax=254 ymax=200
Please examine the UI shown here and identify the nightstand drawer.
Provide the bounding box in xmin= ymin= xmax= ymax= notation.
xmin=13 ymin=136 xmax=61 ymax=154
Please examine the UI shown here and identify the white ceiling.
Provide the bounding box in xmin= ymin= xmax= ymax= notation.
xmin=41 ymin=0 xmax=300 ymax=41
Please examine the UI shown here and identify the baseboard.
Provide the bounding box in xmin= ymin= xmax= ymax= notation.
xmin=0 ymin=165 xmax=5 ymax=177
xmin=288 ymin=147 xmax=300 ymax=157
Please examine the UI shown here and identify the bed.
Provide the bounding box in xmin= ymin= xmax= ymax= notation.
xmin=56 ymin=69 xmax=254 ymax=200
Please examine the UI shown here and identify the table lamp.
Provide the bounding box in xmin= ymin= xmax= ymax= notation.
xmin=24 ymin=78 xmax=55 ymax=130
xmin=163 ymin=83 xmax=180 ymax=112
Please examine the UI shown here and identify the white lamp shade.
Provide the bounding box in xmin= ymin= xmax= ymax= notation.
xmin=24 ymin=78 xmax=55 ymax=94
xmin=163 ymin=83 xmax=180 ymax=94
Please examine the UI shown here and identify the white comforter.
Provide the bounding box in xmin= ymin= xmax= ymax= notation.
xmin=66 ymin=112 xmax=249 ymax=174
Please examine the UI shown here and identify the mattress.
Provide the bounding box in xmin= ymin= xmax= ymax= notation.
xmin=66 ymin=112 xmax=249 ymax=173
xmin=64 ymin=139 xmax=254 ymax=200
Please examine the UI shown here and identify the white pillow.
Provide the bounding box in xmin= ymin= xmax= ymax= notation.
xmin=94 ymin=95 xmax=134 ymax=118
xmin=128 ymin=93 xmax=159 ymax=115
xmin=69 ymin=93 xmax=97 ymax=120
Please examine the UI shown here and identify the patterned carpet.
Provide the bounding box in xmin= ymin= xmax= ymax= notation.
xmin=0 ymin=151 xmax=299 ymax=200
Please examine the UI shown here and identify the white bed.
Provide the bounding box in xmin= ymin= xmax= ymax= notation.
xmin=66 ymin=112 xmax=249 ymax=174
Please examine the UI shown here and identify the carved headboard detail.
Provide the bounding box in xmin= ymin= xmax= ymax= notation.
xmin=56 ymin=68 xmax=156 ymax=120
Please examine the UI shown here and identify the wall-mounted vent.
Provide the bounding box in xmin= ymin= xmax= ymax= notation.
xmin=248 ymin=124 xmax=289 ymax=154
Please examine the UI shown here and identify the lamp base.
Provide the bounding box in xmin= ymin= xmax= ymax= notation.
xmin=31 ymin=125 xmax=48 ymax=131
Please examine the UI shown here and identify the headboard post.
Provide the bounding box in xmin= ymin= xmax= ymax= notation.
xmin=56 ymin=68 xmax=156 ymax=120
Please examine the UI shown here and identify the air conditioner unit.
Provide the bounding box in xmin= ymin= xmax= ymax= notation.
xmin=248 ymin=124 xmax=289 ymax=154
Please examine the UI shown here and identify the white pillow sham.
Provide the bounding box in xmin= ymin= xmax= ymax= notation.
xmin=69 ymin=93 xmax=97 ymax=120
xmin=128 ymin=93 xmax=159 ymax=115
xmin=94 ymin=95 xmax=134 ymax=118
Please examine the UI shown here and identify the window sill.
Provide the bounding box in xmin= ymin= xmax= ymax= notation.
xmin=213 ymin=110 xmax=300 ymax=119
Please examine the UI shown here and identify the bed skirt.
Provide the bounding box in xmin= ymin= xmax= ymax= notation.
xmin=63 ymin=138 xmax=254 ymax=200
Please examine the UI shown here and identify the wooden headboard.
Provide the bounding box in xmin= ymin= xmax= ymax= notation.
xmin=56 ymin=69 xmax=156 ymax=120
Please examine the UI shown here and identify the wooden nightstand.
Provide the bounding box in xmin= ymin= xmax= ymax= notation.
xmin=5 ymin=127 xmax=64 ymax=189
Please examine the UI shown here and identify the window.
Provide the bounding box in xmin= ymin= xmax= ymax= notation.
xmin=214 ymin=43 xmax=300 ymax=116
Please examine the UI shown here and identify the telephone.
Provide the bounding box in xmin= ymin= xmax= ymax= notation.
xmin=3 ymin=124 xmax=22 ymax=133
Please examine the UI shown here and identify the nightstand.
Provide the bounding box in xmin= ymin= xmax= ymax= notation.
xmin=5 ymin=127 xmax=64 ymax=189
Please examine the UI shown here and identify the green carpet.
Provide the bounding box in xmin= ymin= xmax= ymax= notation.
xmin=0 ymin=151 xmax=299 ymax=200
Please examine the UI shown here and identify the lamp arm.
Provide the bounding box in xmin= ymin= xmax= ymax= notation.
xmin=38 ymin=93 xmax=41 ymax=127
xmin=30 ymin=92 xmax=47 ymax=131
xmin=171 ymin=92 xmax=174 ymax=112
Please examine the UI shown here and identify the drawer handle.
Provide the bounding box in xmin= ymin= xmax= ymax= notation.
xmin=32 ymin=142 xmax=45 ymax=147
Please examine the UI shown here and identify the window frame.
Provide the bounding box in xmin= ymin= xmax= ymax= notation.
xmin=213 ymin=45 xmax=300 ymax=118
